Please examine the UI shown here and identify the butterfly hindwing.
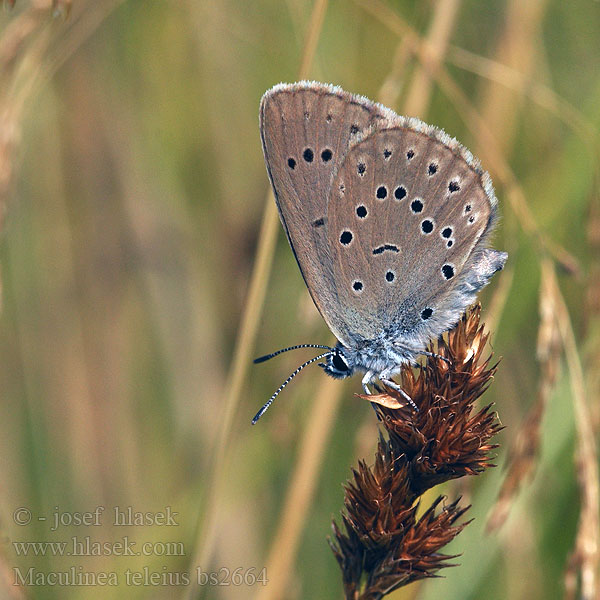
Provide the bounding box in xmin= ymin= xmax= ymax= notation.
xmin=327 ymin=118 xmax=501 ymax=346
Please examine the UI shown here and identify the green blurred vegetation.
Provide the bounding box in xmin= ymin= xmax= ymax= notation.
xmin=0 ymin=1 xmax=598 ymax=599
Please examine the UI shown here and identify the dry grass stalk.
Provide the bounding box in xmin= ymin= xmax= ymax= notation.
xmin=0 ymin=0 xmax=92 ymax=229
xmin=401 ymin=0 xmax=460 ymax=117
xmin=189 ymin=2 xmax=331 ymax=592
xmin=447 ymin=45 xmax=597 ymax=153
xmin=50 ymin=0 xmax=71 ymax=18
xmin=330 ymin=306 xmax=502 ymax=599
xmin=584 ymin=188 xmax=600 ymax=429
xmin=478 ymin=0 xmax=548 ymax=154
xmin=1 ymin=0 xmax=70 ymax=11
xmin=486 ymin=256 xmax=561 ymax=532
xmin=547 ymin=257 xmax=600 ymax=600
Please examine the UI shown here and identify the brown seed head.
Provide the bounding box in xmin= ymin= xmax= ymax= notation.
xmin=330 ymin=306 xmax=503 ymax=598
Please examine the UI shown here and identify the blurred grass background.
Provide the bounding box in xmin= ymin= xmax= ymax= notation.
xmin=0 ymin=1 xmax=598 ymax=599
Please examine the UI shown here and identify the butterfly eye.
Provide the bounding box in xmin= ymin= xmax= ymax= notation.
xmin=332 ymin=352 xmax=349 ymax=372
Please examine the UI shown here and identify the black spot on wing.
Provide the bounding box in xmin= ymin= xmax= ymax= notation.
xmin=372 ymin=244 xmax=399 ymax=255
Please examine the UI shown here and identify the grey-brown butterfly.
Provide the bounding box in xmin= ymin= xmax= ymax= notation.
xmin=253 ymin=81 xmax=507 ymax=423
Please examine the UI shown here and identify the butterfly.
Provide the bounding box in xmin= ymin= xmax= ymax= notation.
xmin=253 ymin=81 xmax=507 ymax=423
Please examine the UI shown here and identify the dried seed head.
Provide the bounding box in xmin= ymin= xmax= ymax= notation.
xmin=330 ymin=306 xmax=502 ymax=597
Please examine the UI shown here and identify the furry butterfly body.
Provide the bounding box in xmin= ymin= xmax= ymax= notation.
xmin=254 ymin=81 xmax=506 ymax=421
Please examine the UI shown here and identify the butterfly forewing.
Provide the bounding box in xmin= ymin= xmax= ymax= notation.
xmin=327 ymin=120 xmax=495 ymax=342
xmin=259 ymin=82 xmax=390 ymax=344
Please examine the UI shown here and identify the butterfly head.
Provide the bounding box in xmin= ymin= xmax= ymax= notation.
xmin=320 ymin=344 xmax=355 ymax=379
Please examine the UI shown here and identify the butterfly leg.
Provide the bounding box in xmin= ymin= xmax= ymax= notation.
xmin=420 ymin=349 xmax=451 ymax=364
xmin=361 ymin=371 xmax=374 ymax=394
xmin=378 ymin=369 xmax=418 ymax=411
xmin=361 ymin=372 xmax=385 ymax=420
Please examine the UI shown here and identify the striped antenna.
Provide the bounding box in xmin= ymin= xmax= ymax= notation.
xmin=253 ymin=344 xmax=334 ymax=364
xmin=251 ymin=351 xmax=332 ymax=424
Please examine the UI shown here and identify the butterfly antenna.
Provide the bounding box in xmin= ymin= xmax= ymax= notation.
xmin=251 ymin=351 xmax=332 ymax=424
xmin=253 ymin=344 xmax=333 ymax=364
